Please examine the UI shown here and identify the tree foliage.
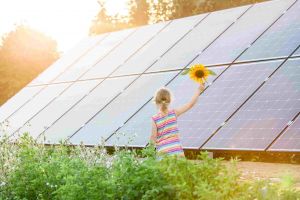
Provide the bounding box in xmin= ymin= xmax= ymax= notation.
xmin=128 ymin=0 xmax=150 ymax=26
xmin=89 ymin=0 xmax=131 ymax=35
xmin=0 ymin=25 xmax=59 ymax=105
xmin=90 ymin=0 xmax=267 ymax=35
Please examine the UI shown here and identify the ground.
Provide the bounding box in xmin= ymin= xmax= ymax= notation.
xmin=230 ymin=161 xmax=300 ymax=189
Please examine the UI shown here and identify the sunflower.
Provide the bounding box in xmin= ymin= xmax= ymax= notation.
xmin=181 ymin=64 xmax=216 ymax=84
xmin=189 ymin=64 xmax=210 ymax=84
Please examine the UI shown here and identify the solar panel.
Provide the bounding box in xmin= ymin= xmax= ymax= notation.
xmin=189 ymin=0 xmax=294 ymax=66
xmin=204 ymin=58 xmax=300 ymax=150
xmin=0 ymin=86 xmax=43 ymax=123
xmin=146 ymin=5 xmax=249 ymax=73
xmin=69 ymin=71 xmax=178 ymax=145
xmin=106 ymin=67 xmax=224 ymax=147
xmin=1 ymin=0 xmax=299 ymax=154
xmin=178 ymin=60 xmax=283 ymax=149
xmin=15 ymin=80 xmax=100 ymax=139
xmin=29 ymin=35 xmax=106 ymax=86
xmin=293 ymin=47 xmax=300 ymax=56
xmin=269 ymin=114 xmax=300 ymax=152
xmin=105 ymin=101 xmax=155 ymax=147
xmin=40 ymin=76 xmax=137 ymax=143
xmin=238 ymin=0 xmax=300 ymax=61
xmin=0 ymin=83 xmax=71 ymax=137
xmin=53 ymin=29 xmax=135 ymax=83
xmin=80 ymin=22 xmax=169 ymax=80
xmin=109 ymin=14 xmax=206 ymax=76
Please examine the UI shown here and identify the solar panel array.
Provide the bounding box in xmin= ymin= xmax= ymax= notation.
xmin=269 ymin=114 xmax=300 ymax=152
xmin=1 ymin=0 xmax=299 ymax=153
xmin=204 ymin=58 xmax=300 ymax=150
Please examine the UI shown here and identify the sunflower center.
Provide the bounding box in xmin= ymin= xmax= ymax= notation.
xmin=195 ymin=70 xmax=204 ymax=78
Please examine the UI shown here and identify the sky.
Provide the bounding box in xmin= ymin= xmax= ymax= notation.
xmin=0 ymin=0 xmax=128 ymax=53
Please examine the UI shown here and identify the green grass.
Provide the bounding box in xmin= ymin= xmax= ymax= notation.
xmin=0 ymin=134 xmax=299 ymax=200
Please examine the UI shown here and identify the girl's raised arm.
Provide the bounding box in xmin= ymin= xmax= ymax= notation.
xmin=175 ymin=83 xmax=205 ymax=117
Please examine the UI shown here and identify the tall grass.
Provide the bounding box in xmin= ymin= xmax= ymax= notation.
xmin=0 ymin=134 xmax=299 ymax=200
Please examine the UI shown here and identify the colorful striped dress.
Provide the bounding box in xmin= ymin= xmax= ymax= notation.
xmin=152 ymin=109 xmax=185 ymax=157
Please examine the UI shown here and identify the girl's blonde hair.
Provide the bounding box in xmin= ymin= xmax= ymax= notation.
xmin=154 ymin=87 xmax=172 ymax=113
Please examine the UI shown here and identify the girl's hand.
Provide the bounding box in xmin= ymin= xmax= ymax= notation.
xmin=198 ymin=83 xmax=205 ymax=94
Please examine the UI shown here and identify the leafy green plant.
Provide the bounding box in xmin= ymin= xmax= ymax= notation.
xmin=0 ymin=134 xmax=299 ymax=200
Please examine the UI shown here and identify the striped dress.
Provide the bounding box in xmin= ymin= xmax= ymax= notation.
xmin=152 ymin=109 xmax=185 ymax=157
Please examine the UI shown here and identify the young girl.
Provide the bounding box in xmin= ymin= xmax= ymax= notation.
xmin=150 ymin=83 xmax=205 ymax=158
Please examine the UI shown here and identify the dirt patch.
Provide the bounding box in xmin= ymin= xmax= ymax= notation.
xmin=224 ymin=161 xmax=300 ymax=189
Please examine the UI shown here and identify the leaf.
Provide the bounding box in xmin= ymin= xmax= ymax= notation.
xmin=208 ymin=69 xmax=216 ymax=76
xmin=181 ymin=68 xmax=190 ymax=75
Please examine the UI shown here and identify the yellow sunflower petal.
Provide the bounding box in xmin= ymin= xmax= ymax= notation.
xmin=188 ymin=64 xmax=215 ymax=83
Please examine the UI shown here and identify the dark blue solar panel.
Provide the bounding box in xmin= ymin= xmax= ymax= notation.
xmin=80 ymin=22 xmax=168 ymax=80
xmin=204 ymin=58 xmax=300 ymax=150
xmin=70 ymin=72 xmax=178 ymax=145
xmin=40 ymin=76 xmax=137 ymax=144
xmin=105 ymin=67 xmax=224 ymax=147
xmin=179 ymin=61 xmax=282 ymax=149
xmin=269 ymin=114 xmax=300 ymax=152
xmin=15 ymin=80 xmax=100 ymax=140
xmin=189 ymin=0 xmax=294 ymax=66
xmin=146 ymin=5 xmax=248 ymax=73
xmin=109 ymin=15 xmax=205 ymax=76
xmin=238 ymin=0 xmax=300 ymax=61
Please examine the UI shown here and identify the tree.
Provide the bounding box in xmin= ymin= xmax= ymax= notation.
xmin=90 ymin=0 xmax=268 ymax=35
xmin=170 ymin=0 xmax=203 ymax=20
xmin=128 ymin=0 xmax=150 ymax=27
xmin=156 ymin=0 xmax=268 ymax=21
xmin=0 ymin=24 xmax=59 ymax=105
xmin=90 ymin=0 xmax=130 ymax=35
xmin=90 ymin=1 xmax=114 ymax=35
xmin=148 ymin=0 xmax=173 ymax=23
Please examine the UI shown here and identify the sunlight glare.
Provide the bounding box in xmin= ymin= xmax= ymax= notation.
xmin=0 ymin=0 xmax=128 ymax=53
xmin=105 ymin=0 xmax=129 ymax=16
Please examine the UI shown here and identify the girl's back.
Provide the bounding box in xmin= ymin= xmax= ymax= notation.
xmin=152 ymin=109 xmax=184 ymax=157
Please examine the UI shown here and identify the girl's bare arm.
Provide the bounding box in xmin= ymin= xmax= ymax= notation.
xmin=150 ymin=119 xmax=157 ymax=144
xmin=175 ymin=83 xmax=205 ymax=117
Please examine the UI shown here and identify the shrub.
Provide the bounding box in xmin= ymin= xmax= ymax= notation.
xmin=0 ymin=134 xmax=299 ymax=200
